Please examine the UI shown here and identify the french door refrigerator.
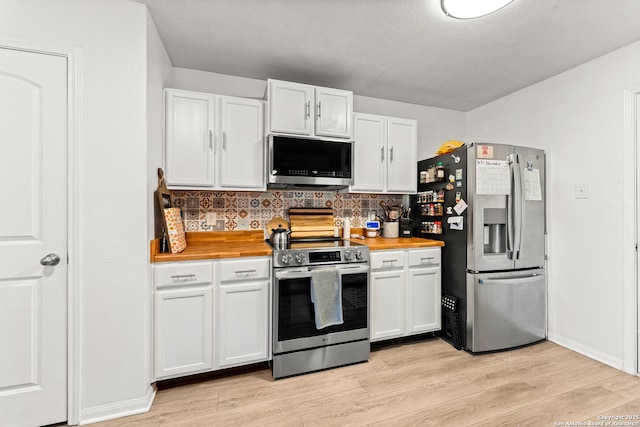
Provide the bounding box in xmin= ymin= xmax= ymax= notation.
xmin=411 ymin=143 xmax=546 ymax=352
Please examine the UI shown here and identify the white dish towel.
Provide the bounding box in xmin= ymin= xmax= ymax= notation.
xmin=310 ymin=267 xmax=344 ymax=329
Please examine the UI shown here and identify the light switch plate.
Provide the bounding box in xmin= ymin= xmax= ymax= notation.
xmin=206 ymin=212 xmax=216 ymax=225
xmin=575 ymin=183 xmax=589 ymax=199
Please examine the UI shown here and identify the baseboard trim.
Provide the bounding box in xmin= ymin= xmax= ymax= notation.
xmin=548 ymin=332 xmax=625 ymax=372
xmin=79 ymin=384 xmax=156 ymax=425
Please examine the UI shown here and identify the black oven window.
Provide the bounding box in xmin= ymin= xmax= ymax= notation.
xmin=277 ymin=273 xmax=367 ymax=342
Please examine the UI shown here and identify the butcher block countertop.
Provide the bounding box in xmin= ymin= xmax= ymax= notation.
xmin=150 ymin=230 xmax=444 ymax=262
xmin=349 ymin=236 xmax=444 ymax=250
xmin=151 ymin=230 xmax=271 ymax=262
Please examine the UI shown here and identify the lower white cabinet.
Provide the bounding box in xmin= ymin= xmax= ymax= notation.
xmin=216 ymin=257 xmax=271 ymax=368
xmin=370 ymin=248 xmax=441 ymax=343
xmin=153 ymin=256 xmax=271 ymax=380
xmin=154 ymin=261 xmax=214 ymax=380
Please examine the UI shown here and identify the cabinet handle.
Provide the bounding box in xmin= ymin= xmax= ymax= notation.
xmin=381 ymin=147 xmax=385 ymax=162
xmin=222 ymin=131 xmax=227 ymax=151
xmin=305 ymin=101 xmax=311 ymax=119
xmin=382 ymin=259 xmax=398 ymax=264
xmin=235 ymin=269 xmax=256 ymax=275
xmin=171 ymin=274 xmax=196 ymax=281
xmin=317 ymin=102 xmax=321 ymax=118
xmin=208 ymin=130 xmax=213 ymax=150
xmin=420 ymin=257 xmax=436 ymax=264
xmin=390 ymin=146 xmax=394 ymax=163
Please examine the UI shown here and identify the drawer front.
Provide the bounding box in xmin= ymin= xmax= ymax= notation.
xmin=408 ymin=248 xmax=441 ymax=268
xmin=155 ymin=261 xmax=213 ymax=289
xmin=219 ymin=257 xmax=270 ymax=282
xmin=370 ymin=250 xmax=406 ymax=270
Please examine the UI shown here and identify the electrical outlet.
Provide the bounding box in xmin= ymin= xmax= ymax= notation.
xmin=575 ymin=183 xmax=589 ymax=199
xmin=206 ymin=212 xmax=216 ymax=225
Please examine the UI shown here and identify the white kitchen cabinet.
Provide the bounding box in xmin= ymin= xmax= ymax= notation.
xmin=154 ymin=261 xmax=214 ymax=380
xmin=350 ymin=113 xmax=417 ymax=194
xmin=218 ymin=96 xmax=265 ymax=189
xmin=216 ymin=257 xmax=270 ymax=368
xmin=165 ymin=88 xmax=265 ymax=191
xmin=370 ymin=250 xmax=406 ymax=342
xmin=406 ymin=249 xmax=441 ymax=335
xmin=165 ymin=89 xmax=215 ymax=187
xmin=370 ymin=248 xmax=441 ymax=343
xmin=268 ymin=79 xmax=352 ymax=139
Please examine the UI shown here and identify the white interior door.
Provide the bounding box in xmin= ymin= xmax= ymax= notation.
xmin=0 ymin=47 xmax=67 ymax=426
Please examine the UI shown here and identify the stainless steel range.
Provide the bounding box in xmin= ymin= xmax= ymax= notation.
xmin=270 ymin=238 xmax=370 ymax=379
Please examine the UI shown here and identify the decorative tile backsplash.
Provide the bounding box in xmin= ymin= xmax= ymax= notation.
xmin=170 ymin=190 xmax=403 ymax=232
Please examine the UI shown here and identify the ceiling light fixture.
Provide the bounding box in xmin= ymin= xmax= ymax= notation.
xmin=441 ymin=0 xmax=514 ymax=19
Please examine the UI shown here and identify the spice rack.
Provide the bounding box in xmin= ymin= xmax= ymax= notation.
xmin=417 ymin=162 xmax=447 ymax=236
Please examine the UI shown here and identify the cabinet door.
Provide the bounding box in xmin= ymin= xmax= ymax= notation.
xmin=386 ymin=117 xmax=417 ymax=194
xmin=217 ymin=280 xmax=269 ymax=367
xmin=370 ymin=269 xmax=406 ymax=342
xmin=154 ymin=286 xmax=213 ymax=379
xmin=268 ymin=80 xmax=313 ymax=136
xmin=165 ymin=89 xmax=215 ymax=187
xmin=314 ymin=87 xmax=353 ymax=138
xmin=350 ymin=113 xmax=386 ymax=193
xmin=406 ymin=266 xmax=441 ymax=335
xmin=219 ymin=97 xmax=265 ymax=190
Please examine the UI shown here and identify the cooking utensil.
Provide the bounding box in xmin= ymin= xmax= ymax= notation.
xmin=269 ymin=225 xmax=291 ymax=249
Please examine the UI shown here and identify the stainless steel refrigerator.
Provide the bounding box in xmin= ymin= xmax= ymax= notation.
xmin=412 ymin=143 xmax=546 ymax=352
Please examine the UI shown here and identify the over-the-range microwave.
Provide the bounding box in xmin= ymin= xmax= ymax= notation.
xmin=267 ymin=134 xmax=353 ymax=189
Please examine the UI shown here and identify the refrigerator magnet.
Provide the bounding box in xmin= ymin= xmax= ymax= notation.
xmin=454 ymin=199 xmax=467 ymax=215
xmin=449 ymin=174 xmax=455 ymax=183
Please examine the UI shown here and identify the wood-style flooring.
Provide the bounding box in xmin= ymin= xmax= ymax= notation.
xmin=95 ymin=338 xmax=640 ymax=426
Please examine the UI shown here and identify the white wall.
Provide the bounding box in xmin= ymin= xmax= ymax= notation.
xmin=172 ymin=67 xmax=467 ymax=158
xmin=146 ymin=12 xmax=173 ymax=240
xmin=0 ymin=0 xmax=153 ymax=422
xmin=145 ymin=7 xmax=173 ymax=391
xmin=467 ymin=39 xmax=640 ymax=369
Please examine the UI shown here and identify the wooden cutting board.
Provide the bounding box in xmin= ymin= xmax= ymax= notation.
xmin=266 ymin=215 xmax=289 ymax=232
xmin=288 ymin=208 xmax=335 ymax=238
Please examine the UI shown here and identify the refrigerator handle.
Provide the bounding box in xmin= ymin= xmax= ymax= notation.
xmin=506 ymin=154 xmax=516 ymax=259
xmin=479 ymin=273 xmax=541 ymax=285
xmin=513 ymin=154 xmax=524 ymax=259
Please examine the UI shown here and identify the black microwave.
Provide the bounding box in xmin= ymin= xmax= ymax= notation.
xmin=268 ymin=135 xmax=353 ymax=189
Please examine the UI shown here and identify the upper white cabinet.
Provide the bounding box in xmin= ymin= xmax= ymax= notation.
xmin=350 ymin=113 xmax=417 ymax=194
xmin=165 ymin=88 xmax=265 ymax=191
xmin=165 ymin=90 xmax=215 ymax=187
xmin=267 ymin=79 xmax=353 ymax=139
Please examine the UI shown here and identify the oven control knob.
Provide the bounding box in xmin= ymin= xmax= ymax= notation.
xmin=344 ymin=250 xmax=354 ymax=261
xmin=355 ymin=249 xmax=364 ymax=260
xmin=281 ymin=253 xmax=293 ymax=265
xmin=294 ymin=252 xmax=306 ymax=264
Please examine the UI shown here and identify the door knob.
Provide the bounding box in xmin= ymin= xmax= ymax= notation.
xmin=40 ymin=253 xmax=61 ymax=266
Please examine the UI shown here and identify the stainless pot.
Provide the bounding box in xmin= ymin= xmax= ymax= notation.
xmin=270 ymin=225 xmax=291 ymax=249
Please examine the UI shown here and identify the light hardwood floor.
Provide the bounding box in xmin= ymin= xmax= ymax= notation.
xmin=96 ymin=338 xmax=640 ymax=426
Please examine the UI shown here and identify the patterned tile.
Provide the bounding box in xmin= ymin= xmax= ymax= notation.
xmin=162 ymin=190 xmax=402 ymax=232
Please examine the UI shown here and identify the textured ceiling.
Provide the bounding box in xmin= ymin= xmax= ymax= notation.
xmin=136 ymin=0 xmax=640 ymax=111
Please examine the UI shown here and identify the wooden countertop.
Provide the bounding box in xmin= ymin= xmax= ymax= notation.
xmin=151 ymin=231 xmax=272 ymax=263
xmin=348 ymin=236 xmax=444 ymax=250
xmin=150 ymin=231 xmax=444 ymax=263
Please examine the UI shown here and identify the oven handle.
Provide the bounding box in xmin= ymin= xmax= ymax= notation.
xmin=274 ymin=264 xmax=370 ymax=279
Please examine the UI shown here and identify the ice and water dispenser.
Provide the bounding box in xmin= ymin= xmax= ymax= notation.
xmin=483 ymin=208 xmax=506 ymax=254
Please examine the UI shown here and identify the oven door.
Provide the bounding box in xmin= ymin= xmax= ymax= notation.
xmin=273 ymin=264 xmax=369 ymax=354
